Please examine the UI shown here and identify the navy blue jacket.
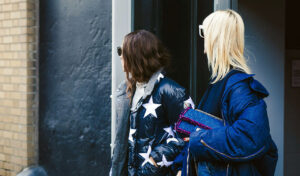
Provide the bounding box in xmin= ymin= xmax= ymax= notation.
xmin=111 ymin=70 xmax=194 ymax=176
xmin=182 ymin=72 xmax=278 ymax=176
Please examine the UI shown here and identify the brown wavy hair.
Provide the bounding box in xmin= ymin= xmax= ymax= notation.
xmin=121 ymin=30 xmax=170 ymax=98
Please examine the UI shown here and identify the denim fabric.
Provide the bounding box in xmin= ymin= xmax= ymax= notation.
xmin=182 ymin=73 xmax=278 ymax=176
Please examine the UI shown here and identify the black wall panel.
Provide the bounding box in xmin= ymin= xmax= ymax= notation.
xmin=134 ymin=0 xmax=213 ymax=104
xmin=39 ymin=0 xmax=111 ymax=175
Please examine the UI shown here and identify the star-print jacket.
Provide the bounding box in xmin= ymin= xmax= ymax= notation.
xmin=110 ymin=69 xmax=194 ymax=176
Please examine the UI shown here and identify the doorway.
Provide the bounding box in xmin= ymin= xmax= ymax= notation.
xmin=133 ymin=0 xmax=213 ymax=103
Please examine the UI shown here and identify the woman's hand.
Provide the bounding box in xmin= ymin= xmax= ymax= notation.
xmin=183 ymin=127 xmax=200 ymax=142
xmin=177 ymin=170 xmax=182 ymax=176
xmin=183 ymin=137 xmax=190 ymax=142
xmin=150 ymin=157 xmax=159 ymax=168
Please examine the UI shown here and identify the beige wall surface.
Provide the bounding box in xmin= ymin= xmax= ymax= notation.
xmin=0 ymin=0 xmax=38 ymax=175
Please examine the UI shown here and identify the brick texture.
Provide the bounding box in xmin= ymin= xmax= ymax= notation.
xmin=0 ymin=0 xmax=38 ymax=175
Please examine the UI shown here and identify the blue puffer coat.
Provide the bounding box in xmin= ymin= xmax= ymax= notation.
xmin=111 ymin=70 xmax=194 ymax=176
xmin=182 ymin=72 xmax=278 ymax=176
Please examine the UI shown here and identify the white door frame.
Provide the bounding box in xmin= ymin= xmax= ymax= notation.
xmin=111 ymin=0 xmax=132 ymax=155
xmin=214 ymin=0 xmax=238 ymax=11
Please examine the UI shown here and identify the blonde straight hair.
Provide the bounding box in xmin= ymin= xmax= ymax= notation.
xmin=202 ymin=9 xmax=250 ymax=83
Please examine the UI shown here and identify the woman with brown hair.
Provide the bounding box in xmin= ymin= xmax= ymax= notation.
xmin=110 ymin=30 xmax=194 ymax=176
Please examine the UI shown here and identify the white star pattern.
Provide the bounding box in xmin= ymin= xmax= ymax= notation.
xmin=164 ymin=126 xmax=175 ymax=138
xmin=157 ymin=73 xmax=164 ymax=82
xmin=184 ymin=96 xmax=195 ymax=109
xmin=157 ymin=155 xmax=173 ymax=167
xmin=142 ymin=96 xmax=161 ymax=118
xmin=166 ymin=138 xmax=179 ymax=144
xmin=128 ymin=128 xmax=136 ymax=142
xmin=139 ymin=146 xmax=153 ymax=167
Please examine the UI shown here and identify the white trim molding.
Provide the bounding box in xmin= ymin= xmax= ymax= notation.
xmin=214 ymin=0 xmax=238 ymax=11
xmin=111 ymin=0 xmax=132 ymax=156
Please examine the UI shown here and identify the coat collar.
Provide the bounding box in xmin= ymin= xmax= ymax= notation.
xmin=130 ymin=69 xmax=164 ymax=112
xmin=116 ymin=80 xmax=128 ymax=98
xmin=143 ymin=68 xmax=164 ymax=99
xmin=222 ymin=72 xmax=269 ymax=103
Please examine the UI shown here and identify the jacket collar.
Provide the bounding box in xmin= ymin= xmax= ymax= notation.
xmin=131 ymin=69 xmax=164 ymax=112
xmin=116 ymin=80 xmax=128 ymax=98
xmin=222 ymin=72 xmax=269 ymax=102
xmin=143 ymin=68 xmax=164 ymax=99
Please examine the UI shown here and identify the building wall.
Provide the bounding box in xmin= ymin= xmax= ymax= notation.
xmin=0 ymin=0 xmax=39 ymax=175
xmin=285 ymin=2 xmax=300 ymax=175
xmin=39 ymin=0 xmax=112 ymax=175
xmin=285 ymin=50 xmax=300 ymax=176
xmin=239 ymin=0 xmax=285 ymax=175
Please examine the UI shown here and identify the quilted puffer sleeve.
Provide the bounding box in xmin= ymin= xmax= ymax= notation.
xmin=150 ymin=78 xmax=194 ymax=168
xmin=188 ymin=80 xmax=272 ymax=162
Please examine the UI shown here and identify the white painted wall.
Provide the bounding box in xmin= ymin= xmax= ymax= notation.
xmin=111 ymin=0 xmax=131 ymax=154
xmin=239 ymin=1 xmax=285 ymax=175
xmin=214 ymin=0 xmax=230 ymax=11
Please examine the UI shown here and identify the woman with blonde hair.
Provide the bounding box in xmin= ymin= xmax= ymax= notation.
xmin=181 ymin=10 xmax=278 ymax=176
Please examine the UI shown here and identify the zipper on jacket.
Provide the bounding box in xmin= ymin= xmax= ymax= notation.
xmin=200 ymin=139 xmax=265 ymax=160
xmin=221 ymin=110 xmax=226 ymax=126
xmin=186 ymin=148 xmax=190 ymax=176
xmin=194 ymin=159 xmax=198 ymax=176
xmin=226 ymin=163 xmax=229 ymax=176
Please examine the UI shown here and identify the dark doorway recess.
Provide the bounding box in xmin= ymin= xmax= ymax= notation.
xmin=39 ymin=0 xmax=112 ymax=175
xmin=134 ymin=0 xmax=213 ymax=103
xmin=286 ymin=0 xmax=300 ymax=49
